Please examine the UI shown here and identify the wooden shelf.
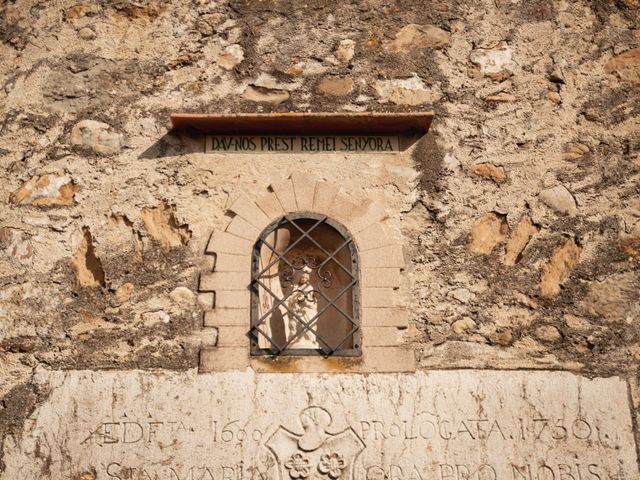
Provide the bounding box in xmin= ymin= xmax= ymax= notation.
xmin=170 ymin=112 xmax=434 ymax=136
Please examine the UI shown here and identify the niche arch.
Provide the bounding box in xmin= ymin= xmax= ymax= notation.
xmin=250 ymin=213 xmax=360 ymax=357
xmin=199 ymin=171 xmax=413 ymax=373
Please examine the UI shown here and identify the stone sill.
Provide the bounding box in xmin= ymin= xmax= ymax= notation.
xmin=199 ymin=346 xmax=416 ymax=373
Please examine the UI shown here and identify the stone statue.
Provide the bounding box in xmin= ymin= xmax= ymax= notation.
xmin=286 ymin=265 xmax=320 ymax=349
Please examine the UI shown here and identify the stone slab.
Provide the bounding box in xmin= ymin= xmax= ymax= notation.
xmin=2 ymin=370 xmax=638 ymax=480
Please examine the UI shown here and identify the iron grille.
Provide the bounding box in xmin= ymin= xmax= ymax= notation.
xmin=250 ymin=213 xmax=361 ymax=356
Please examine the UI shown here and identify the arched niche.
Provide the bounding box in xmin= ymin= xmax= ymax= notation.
xmin=250 ymin=214 xmax=360 ymax=357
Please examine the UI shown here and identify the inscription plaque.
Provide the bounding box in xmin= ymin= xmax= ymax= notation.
xmin=205 ymin=135 xmax=401 ymax=153
xmin=2 ymin=370 xmax=638 ymax=480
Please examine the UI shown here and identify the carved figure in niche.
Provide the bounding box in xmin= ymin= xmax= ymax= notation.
xmin=286 ymin=265 xmax=320 ymax=349
xmin=264 ymin=407 xmax=365 ymax=480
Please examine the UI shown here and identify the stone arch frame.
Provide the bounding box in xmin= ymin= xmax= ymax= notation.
xmin=198 ymin=171 xmax=415 ymax=373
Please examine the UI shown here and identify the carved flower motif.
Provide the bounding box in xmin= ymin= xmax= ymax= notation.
xmin=318 ymin=452 xmax=346 ymax=479
xmin=285 ymin=453 xmax=311 ymax=479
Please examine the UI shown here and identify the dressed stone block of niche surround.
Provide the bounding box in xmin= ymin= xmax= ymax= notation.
xmin=3 ymin=369 xmax=638 ymax=480
xmin=198 ymin=171 xmax=413 ymax=373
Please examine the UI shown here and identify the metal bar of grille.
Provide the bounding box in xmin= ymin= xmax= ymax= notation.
xmin=254 ymin=276 xmax=356 ymax=353
xmin=286 ymin=218 xmax=356 ymax=279
xmin=274 ymin=277 xmax=357 ymax=353
xmin=257 ymin=238 xmax=299 ymax=276
xmin=328 ymin=324 xmax=361 ymax=354
xmin=313 ymin=285 xmax=358 ymax=327
xmin=252 ymin=324 xmax=286 ymax=353
xmin=252 ymin=278 xmax=334 ymax=352
xmin=254 ymin=275 xmax=345 ymax=350
xmin=255 ymin=275 xmax=356 ymax=330
xmin=253 ymin=216 xmax=327 ymax=280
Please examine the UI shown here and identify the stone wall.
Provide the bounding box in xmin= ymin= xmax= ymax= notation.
xmin=1 ymin=0 xmax=639 ymax=473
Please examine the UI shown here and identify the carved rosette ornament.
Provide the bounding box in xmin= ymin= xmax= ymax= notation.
xmin=318 ymin=453 xmax=347 ymax=479
xmin=285 ymin=453 xmax=312 ymax=479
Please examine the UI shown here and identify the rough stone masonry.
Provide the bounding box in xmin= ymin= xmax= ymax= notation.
xmin=0 ymin=0 xmax=639 ymax=478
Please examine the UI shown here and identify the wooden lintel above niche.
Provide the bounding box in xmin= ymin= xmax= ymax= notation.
xmin=170 ymin=112 xmax=434 ymax=136
xmin=170 ymin=112 xmax=434 ymax=153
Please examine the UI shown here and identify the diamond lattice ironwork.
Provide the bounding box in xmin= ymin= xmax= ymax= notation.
xmin=250 ymin=214 xmax=360 ymax=356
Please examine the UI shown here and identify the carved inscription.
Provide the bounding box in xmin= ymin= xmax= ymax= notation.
xmin=83 ymin=410 xmax=623 ymax=480
xmin=82 ymin=416 xmax=598 ymax=448
xmin=357 ymin=416 xmax=596 ymax=442
xmin=101 ymin=462 xmax=616 ymax=480
xmin=81 ymin=419 xmax=194 ymax=446
xmin=204 ymin=135 xmax=400 ymax=153
xmin=4 ymin=371 xmax=638 ymax=480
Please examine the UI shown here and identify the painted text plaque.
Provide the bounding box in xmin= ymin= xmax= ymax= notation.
xmin=205 ymin=135 xmax=401 ymax=153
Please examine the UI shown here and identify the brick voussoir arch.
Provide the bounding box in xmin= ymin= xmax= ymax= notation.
xmin=198 ymin=171 xmax=414 ymax=373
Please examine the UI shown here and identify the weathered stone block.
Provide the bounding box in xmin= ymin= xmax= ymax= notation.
xmin=468 ymin=212 xmax=508 ymax=255
xmin=348 ymin=201 xmax=387 ymax=234
xmin=356 ymin=223 xmax=393 ymax=251
xmin=243 ymin=85 xmax=290 ymax=104
xmin=255 ymin=192 xmax=286 ymax=221
xmin=317 ymin=76 xmax=354 ymax=96
xmin=199 ymin=272 xmax=248 ymax=291
xmin=539 ymin=185 xmax=577 ymax=215
xmin=327 ymin=192 xmax=360 ymax=227
xmin=361 ymin=268 xmax=401 ymax=288
xmin=10 ymin=174 xmax=80 ymax=207
xmin=215 ymin=290 xmax=250 ymax=309
xmin=290 ymin=171 xmax=316 ymax=212
xmin=335 ymin=39 xmax=355 ymax=63
xmin=216 ymin=326 xmax=249 ymax=347
xmin=387 ymin=24 xmax=450 ymax=52
xmin=203 ymin=309 xmax=249 ymax=327
xmin=361 ymin=326 xmax=403 ymax=346
xmin=362 ymin=307 xmax=408 ymax=327
xmin=70 ymin=120 xmax=125 ymax=154
xmin=198 ymin=327 xmax=218 ymax=347
xmin=312 ymin=181 xmax=341 ymax=214
xmin=361 ymin=288 xmax=396 ymax=308
xmin=228 ymin=192 xmax=271 ymax=230
xmin=471 ymin=162 xmax=507 ymax=183
xmin=503 ymin=216 xmax=539 ymax=266
xmin=374 ymin=74 xmax=442 ymax=105
xmin=199 ymin=347 xmax=249 ymax=372
xmin=217 ymin=44 xmax=244 ymax=70
xmin=141 ymin=202 xmax=192 ymax=250
xmin=206 ymin=232 xmax=253 ymax=255
xmin=270 ymin=178 xmax=297 ymax=212
xmin=605 ymin=47 xmax=640 ymax=84
xmin=360 ymin=244 xmax=405 ymax=268
xmin=363 ymin=346 xmax=415 ymax=371
xmin=225 ymin=216 xmax=261 ymax=241
xmin=214 ymin=253 xmax=251 ymax=272
xmin=540 ymin=239 xmax=582 ymax=298
xmin=469 ymin=43 xmax=514 ymax=79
